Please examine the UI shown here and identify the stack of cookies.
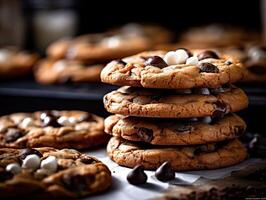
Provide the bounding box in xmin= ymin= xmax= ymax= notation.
xmin=101 ymin=48 xmax=249 ymax=171
xmin=34 ymin=24 xmax=172 ymax=85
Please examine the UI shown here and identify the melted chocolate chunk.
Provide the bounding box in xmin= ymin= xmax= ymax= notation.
xmin=127 ymin=165 xmax=147 ymax=185
xmin=233 ymin=125 xmax=245 ymax=137
xmin=197 ymin=50 xmax=219 ymax=61
xmin=62 ymin=174 xmax=95 ymax=191
xmin=20 ymin=148 xmax=43 ymax=160
xmin=225 ymin=60 xmax=232 ymax=65
xmin=5 ymin=128 xmax=23 ymax=143
xmin=116 ymin=59 xmax=127 ymax=65
xmin=80 ymin=157 xmax=95 ymax=164
xmin=155 ymin=161 xmax=175 ymax=182
xmin=144 ymin=56 xmax=168 ymax=68
xmin=40 ymin=111 xmax=61 ymax=127
xmin=193 ymin=88 xmax=210 ymax=95
xmin=248 ymin=65 xmax=266 ymax=75
xmin=212 ymin=101 xmax=227 ymax=122
xmin=198 ymin=62 xmax=219 ymax=73
xmin=136 ymin=127 xmax=154 ymax=143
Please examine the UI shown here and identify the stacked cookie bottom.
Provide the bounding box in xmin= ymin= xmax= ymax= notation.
xmin=104 ymin=85 xmax=248 ymax=171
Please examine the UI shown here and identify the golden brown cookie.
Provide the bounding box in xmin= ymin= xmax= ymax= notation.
xmin=47 ymin=33 xmax=151 ymax=62
xmin=0 ymin=110 xmax=108 ymax=149
xmin=107 ymin=137 xmax=247 ymax=171
xmin=100 ymin=49 xmax=244 ymax=89
xmin=0 ymin=147 xmax=111 ymax=199
xmin=104 ymin=114 xmax=246 ymax=145
xmin=34 ymin=59 xmax=103 ymax=84
xmin=0 ymin=47 xmax=38 ymax=79
xmin=103 ymin=85 xmax=248 ymax=118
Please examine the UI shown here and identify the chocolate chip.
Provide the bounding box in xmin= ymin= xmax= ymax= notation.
xmin=193 ymin=88 xmax=210 ymax=95
xmin=155 ymin=161 xmax=175 ymax=182
xmin=212 ymin=101 xmax=227 ymax=122
xmin=127 ymin=165 xmax=147 ymax=185
xmin=40 ymin=111 xmax=61 ymax=127
xmin=20 ymin=148 xmax=43 ymax=160
xmin=233 ymin=125 xmax=245 ymax=137
xmin=116 ymin=59 xmax=127 ymax=65
xmin=144 ymin=56 xmax=168 ymax=68
xmin=0 ymin=168 xmax=13 ymax=182
xmin=150 ymin=95 xmax=163 ymax=102
xmin=248 ymin=65 xmax=266 ymax=75
xmin=5 ymin=128 xmax=23 ymax=143
xmin=197 ymin=50 xmax=219 ymax=61
xmin=136 ymin=127 xmax=154 ymax=143
xmin=62 ymin=174 xmax=94 ymax=191
xmin=198 ymin=63 xmax=219 ymax=73
xmin=80 ymin=157 xmax=95 ymax=164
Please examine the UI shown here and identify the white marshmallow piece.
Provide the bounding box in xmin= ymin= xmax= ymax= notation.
xmin=163 ymin=51 xmax=179 ymax=65
xmin=103 ymin=36 xmax=122 ymax=48
xmin=202 ymin=116 xmax=212 ymax=124
xmin=186 ymin=56 xmax=199 ymax=65
xmin=20 ymin=117 xmax=34 ymax=128
xmin=0 ymin=49 xmax=11 ymax=63
xmin=6 ymin=163 xmax=21 ymax=174
xmin=22 ymin=154 xmax=41 ymax=170
xmin=53 ymin=60 xmax=67 ymax=72
xmin=68 ymin=116 xmax=79 ymax=124
xmin=175 ymin=49 xmax=189 ymax=64
xmin=40 ymin=156 xmax=57 ymax=173
xmin=57 ymin=116 xmax=70 ymax=126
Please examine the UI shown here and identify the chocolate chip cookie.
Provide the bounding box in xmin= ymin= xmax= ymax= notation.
xmin=103 ymin=85 xmax=248 ymax=118
xmin=0 ymin=110 xmax=108 ymax=149
xmin=107 ymin=137 xmax=247 ymax=171
xmin=47 ymin=32 xmax=151 ymax=62
xmin=0 ymin=47 xmax=38 ymax=79
xmin=100 ymin=49 xmax=244 ymax=89
xmin=0 ymin=147 xmax=111 ymax=199
xmin=34 ymin=59 xmax=103 ymax=84
xmin=104 ymin=114 xmax=246 ymax=145
xmin=224 ymin=45 xmax=266 ymax=83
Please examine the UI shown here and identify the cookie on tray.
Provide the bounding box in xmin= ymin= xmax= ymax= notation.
xmin=107 ymin=137 xmax=247 ymax=171
xmin=101 ymin=49 xmax=244 ymax=89
xmin=104 ymin=113 xmax=246 ymax=145
xmin=0 ymin=147 xmax=111 ymax=199
xmin=47 ymin=32 xmax=151 ymax=62
xmin=0 ymin=110 xmax=108 ymax=149
xmin=34 ymin=59 xmax=104 ymax=84
xmin=103 ymin=85 xmax=248 ymax=118
xmin=0 ymin=47 xmax=38 ymax=79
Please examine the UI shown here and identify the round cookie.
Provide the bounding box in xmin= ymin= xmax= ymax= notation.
xmin=35 ymin=59 xmax=103 ymax=84
xmin=180 ymin=24 xmax=257 ymax=48
xmin=103 ymin=85 xmax=248 ymax=118
xmin=107 ymin=137 xmax=247 ymax=171
xmin=0 ymin=47 xmax=38 ymax=79
xmin=224 ymin=45 xmax=266 ymax=83
xmin=0 ymin=147 xmax=111 ymax=199
xmin=0 ymin=110 xmax=108 ymax=149
xmin=47 ymin=33 xmax=151 ymax=62
xmin=104 ymin=114 xmax=246 ymax=145
xmin=100 ymin=49 xmax=244 ymax=89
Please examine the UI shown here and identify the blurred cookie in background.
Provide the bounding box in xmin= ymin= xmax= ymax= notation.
xmin=179 ymin=24 xmax=259 ymax=48
xmin=0 ymin=47 xmax=38 ymax=79
xmin=47 ymin=32 xmax=152 ymax=62
xmin=34 ymin=59 xmax=104 ymax=84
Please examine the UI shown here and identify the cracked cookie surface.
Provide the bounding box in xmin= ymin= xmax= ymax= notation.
xmin=0 ymin=147 xmax=111 ymax=199
xmin=101 ymin=50 xmax=244 ymax=89
xmin=107 ymin=137 xmax=247 ymax=171
xmin=104 ymin=114 xmax=246 ymax=145
xmin=0 ymin=110 xmax=108 ymax=149
xmin=103 ymin=85 xmax=248 ymax=118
